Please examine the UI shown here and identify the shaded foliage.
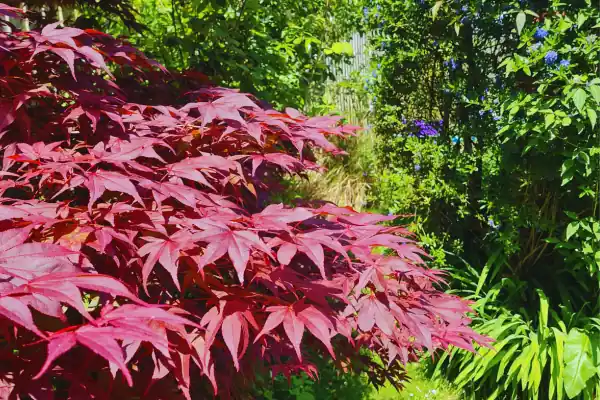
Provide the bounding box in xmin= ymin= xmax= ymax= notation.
xmin=368 ymin=0 xmax=600 ymax=398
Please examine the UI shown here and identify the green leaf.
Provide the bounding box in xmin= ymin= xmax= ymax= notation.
xmin=518 ymin=339 xmax=537 ymax=390
xmin=475 ymin=250 xmax=501 ymax=296
xmin=564 ymin=329 xmax=596 ymax=399
xmin=566 ymin=222 xmax=579 ymax=241
xmin=516 ymin=12 xmax=526 ymax=35
xmin=588 ymin=85 xmax=600 ymax=103
xmin=577 ymin=13 xmax=588 ymax=28
xmin=497 ymin=344 xmax=522 ymax=382
xmin=431 ymin=1 xmax=443 ymax=20
xmin=551 ymin=328 xmax=566 ymax=400
xmin=328 ymin=42 xmax=353 ymax=55
xmin=565 ymin=211 xmax=578 ymax=219
xmin=537 ymin=289 xmax=549 ymax=333
xmin=524 ymin=10 xmax=539 ymax=17
xmin=573 ymin=88 xmax=588 ymax=113
xmin=545 ymin=113 xmax=555 ymax=128
xmin=588 ymin=108 xmax=597 ymax=128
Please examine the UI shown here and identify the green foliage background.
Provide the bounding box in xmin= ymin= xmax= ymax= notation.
xmin=73 ymin=0 xmax=361 ymax=110
xmin=366 ymin=0 xmax=600 ymax=398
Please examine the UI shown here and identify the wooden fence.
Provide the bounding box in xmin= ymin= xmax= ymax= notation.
xmin=324 ymin=32 xmax=372 ymax=124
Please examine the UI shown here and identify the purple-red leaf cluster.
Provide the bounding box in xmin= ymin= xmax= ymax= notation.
xmin=0 ymin=5 xmax=488 ymax=399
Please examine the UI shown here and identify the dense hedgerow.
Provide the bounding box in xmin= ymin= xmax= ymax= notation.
xmin=0 ymin=4 xmax=485 ymax=399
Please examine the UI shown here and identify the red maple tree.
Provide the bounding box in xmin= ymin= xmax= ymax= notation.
xmin=0 ymin=4 xmax=488 ymax=399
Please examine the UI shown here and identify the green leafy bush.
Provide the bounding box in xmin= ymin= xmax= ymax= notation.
xmin=368 ymin=0 xmax=600 ymax=398
xmin=71 ymin=0 xmax=362 ymax=109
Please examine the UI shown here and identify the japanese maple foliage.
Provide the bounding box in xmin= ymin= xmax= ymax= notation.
xmin=0 ymin=5 xmax=488 ymax=399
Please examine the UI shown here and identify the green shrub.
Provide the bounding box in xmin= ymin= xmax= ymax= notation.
xmin=367 ymin=0 xmax=600 ymax=398
xmin=71 ymin=0 xmax=362 ymax=110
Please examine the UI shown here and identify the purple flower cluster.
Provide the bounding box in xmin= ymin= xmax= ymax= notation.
xmin=545 ymin=50 xmax=558 ymax=65
xmin=543 ymin=50 xmax=570 ymax=68
xmin=534 ymin=28 xmax=549 ymax=40
xmin=414 ymin=120 xmax=440 ymax=137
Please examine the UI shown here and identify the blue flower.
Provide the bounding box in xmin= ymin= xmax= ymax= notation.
xmin=445 ymin=58 xmax=459 ymax=71
xmin=372 ymin=70 xmax=377 ymax=78
xmin=478 ymin=110 xmax=485 ymax=116
xmin=471 ymin=136 xmax=477 ymax=143
xmin=559 ymin=59 xmax=570 ymax=68
xmin=488 ymin=219 xmax=499 ymax=229
xmin=534 ymin=28 xmax=549 ymax=40
xmin=377 ymin=63 xmax=381 ymax=69
xmin=414 ymin=164 xmax=421 ymax=171
xmin=414 ymin=120 xmax=439 ymax=137
xmin=529 ymin=42 xmax=542 ymax=52
xmin=451 ymin=136 xmax=460 ymax=144
xmin=433 ymin=40 xmax=438 ymax=46
xmin=376 ymin=4 xmax=381 ymax=10
xmin=363 ymin=7 xmax=369 ymax=16
xmin=544 ymin=50 xmax=558 ymax=65
xmin=461 ymin=5 xmax=468 ymax=12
